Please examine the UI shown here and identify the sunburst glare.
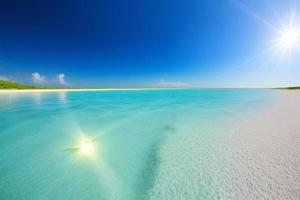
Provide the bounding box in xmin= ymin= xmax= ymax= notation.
xmin=272 ymin=14 xmax=300 ymax=57
xmin=79 ymin=138 xmax=95 ymax=155
xmin=278 ymin=28 xmax=299 ymax=47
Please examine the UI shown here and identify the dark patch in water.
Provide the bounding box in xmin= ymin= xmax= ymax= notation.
xmin=134 ymin=124 xmax=176 ymax=200
xmin=164 ymin=124 xmax=176 ymax=134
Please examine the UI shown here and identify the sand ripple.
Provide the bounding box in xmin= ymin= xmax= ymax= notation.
xmin=150 ymin=91 xmax=300 ymax=200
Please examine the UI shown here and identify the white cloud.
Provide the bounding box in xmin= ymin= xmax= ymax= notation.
xmin=0 ymin=75 xmax=9 ymax=81
xmin=56 ymin=73 xmax=67 ymax=85
xmin=32 ymin=72 xmax=47 ymax=84
xmin=155 ymin=78 xmax=192 ymax=88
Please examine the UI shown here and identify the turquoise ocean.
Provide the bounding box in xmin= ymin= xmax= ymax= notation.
xmin=0 ymin=90 xmax=277 ymax=199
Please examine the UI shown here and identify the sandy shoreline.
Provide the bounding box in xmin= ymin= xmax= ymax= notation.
xmin=149 ymin=90 xmax=300 ymax=199
xmin=225 ymin=90 xmax=300 ymax=199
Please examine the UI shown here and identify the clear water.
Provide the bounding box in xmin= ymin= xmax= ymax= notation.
xmin=0 ymin=90 xmax=276 ymax=200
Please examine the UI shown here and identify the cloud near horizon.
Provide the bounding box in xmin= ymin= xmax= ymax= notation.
xmin=155 ymin=78 xmax=192 ymax=88
xmin=56 ymin=73 xmax=67 ymax=85
xmin=32 ymin=72 xmax=47 ymax=84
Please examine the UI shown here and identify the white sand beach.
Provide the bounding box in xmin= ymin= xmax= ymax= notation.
xmin=226 ymin=91 xmax=300 ymax=199
xmin=149 ymin=90 xmax=300 ymax=199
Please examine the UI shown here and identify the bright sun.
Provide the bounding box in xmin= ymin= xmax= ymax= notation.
xmin=278 ymin=28 xmax=300 ymax=48
xmin=271 ymin=13 xmax=300 ymax=56
xmin=79 ymin=138 xmax=94 ymax=154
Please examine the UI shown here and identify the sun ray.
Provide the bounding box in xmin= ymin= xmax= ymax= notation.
xmin=229 ymin=0 xmax=279 ymax=32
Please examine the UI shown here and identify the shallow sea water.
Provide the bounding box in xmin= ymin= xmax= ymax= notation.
xmin=0 ymin=90 xmax=276 ymax=200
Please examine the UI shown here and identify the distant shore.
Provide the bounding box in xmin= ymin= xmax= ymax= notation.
xmin=0 ymin=88 xmax=278 ymax=93
xmin=1 ymin=79 xmax=300 ymax=91
xmin=0 ymin=86 xmax=299 ymax=93
xmin=0 ymin=88 xmax=169 ymax=93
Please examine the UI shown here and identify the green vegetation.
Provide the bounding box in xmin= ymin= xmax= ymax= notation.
xmin=275 ymin=86 xmax=300 ymax=90
xmin=1 ymin=79 xmax=299 ymax=90
xmin=0 ymin=80 xmax=39 ymax=89
xmin=285 ymin=87 xmax=300 ymax=90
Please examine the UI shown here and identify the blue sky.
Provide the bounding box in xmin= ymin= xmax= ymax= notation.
xmin=0 ymin=0 xmax=299 ymax=87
